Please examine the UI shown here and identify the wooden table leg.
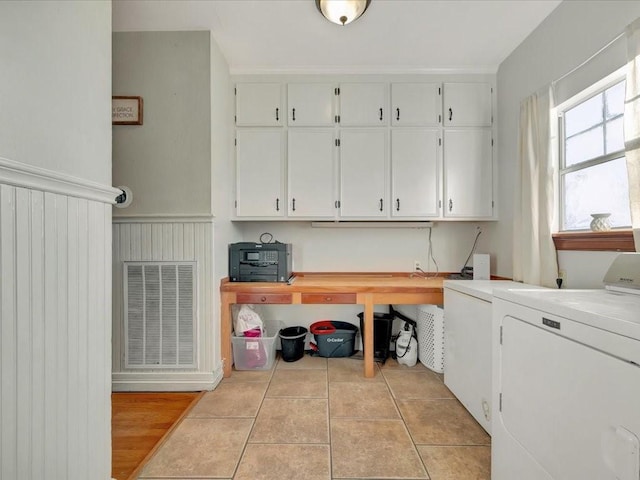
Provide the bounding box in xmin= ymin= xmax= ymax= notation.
xmin=363 ymin=294 xmax=375 ymax=378
xmin=221 ymin=292 xmax=233 ymax=378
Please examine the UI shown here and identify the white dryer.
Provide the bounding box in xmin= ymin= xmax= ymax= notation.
xmin=492 ymin=254 xmax=640 ymax=480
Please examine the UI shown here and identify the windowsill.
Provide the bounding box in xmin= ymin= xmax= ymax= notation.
xmin=552 ymin=230 xmax=635 ymax=252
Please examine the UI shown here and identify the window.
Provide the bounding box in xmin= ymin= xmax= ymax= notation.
xmin=558 ymin=70 xmax=631 ymax=231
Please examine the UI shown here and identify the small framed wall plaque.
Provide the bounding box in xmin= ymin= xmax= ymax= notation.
xmin=112 ymin=96 xmax=143 ymax=125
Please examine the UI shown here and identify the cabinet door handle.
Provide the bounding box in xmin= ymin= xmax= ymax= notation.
xmin=292 ymin=198 xmax=296 ymax=211
xmin=292 ymin=108 xmax=296 ymax=122
xmin=396 ymin=198 xmax=400 ymax=211
xmin=449 ymin=199 xmax=453 ymax=212
xmin=379 ymin=108 xmax=383 ymax=121
xmin=276 ymin=198 xmax=280 ymax=211
xmin=379 ymin=198 xmax=384 ymax=211
xmin=324 ymin=296 xmax=332 ymax=302
xmin=448 ymin=108 xmax=453 ymax=122
xmin=396 ymin=108 xmax=400 ymax=121
xmin=276 ymin=108 xmax=279 ymax=121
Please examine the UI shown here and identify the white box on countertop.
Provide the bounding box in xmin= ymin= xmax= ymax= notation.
xmin=473 ymin=254 xmax=490 ymax=280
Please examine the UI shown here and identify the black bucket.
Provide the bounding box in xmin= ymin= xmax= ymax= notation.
xmin=279 ymin=326 xmax=308 ymax=362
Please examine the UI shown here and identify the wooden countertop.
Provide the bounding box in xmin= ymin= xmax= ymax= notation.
xmin=220 ymin=272 xmax=445 ymax=294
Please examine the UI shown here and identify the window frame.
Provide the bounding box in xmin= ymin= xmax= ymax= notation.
xmin=552 ymin=66 xmax=635 ymax=252
xmin=552 ymin=230 xmax=635 ymax=252
xmin=553 ymin=66 xmax=631 ymax=234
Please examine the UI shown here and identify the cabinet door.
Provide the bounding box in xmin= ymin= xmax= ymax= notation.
xmin=287 ymin=83 xmax=335 ymax=126
xmin=391 ymin=83 xmax=441 ymax=126
xmin=443 ymin=83 xmax=492 ymax=127
xmin=340 ymin=129 xmax=387 ymax=218
xmin=339 ymin=83 xmax=388 ymax=126
xmin=235 ymin=83 xmax=283 ymax=126
xmin=443 ymin=129 xmax=493 ymax=218
xmin=391 ymin=129 xmax=439 ymax=218
xmin=288 ymin=129 xmax=336 ymax=218
xmin=235 ymin=129 xmax=285 ymax=217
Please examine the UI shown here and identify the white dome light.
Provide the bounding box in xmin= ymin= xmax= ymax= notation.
xmin=316 ymin=0 xmax=371 ymax=26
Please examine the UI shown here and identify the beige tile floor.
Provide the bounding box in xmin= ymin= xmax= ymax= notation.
xmin=139 ymin=354 xmax=491 ymax=480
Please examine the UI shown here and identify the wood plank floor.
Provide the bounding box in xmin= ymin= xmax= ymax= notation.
xmin=111 ymin=392 xmax=203 ymax=480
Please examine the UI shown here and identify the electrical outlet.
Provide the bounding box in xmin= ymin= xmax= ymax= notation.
xmin=414 ymin=260 xmax=421 ymax=271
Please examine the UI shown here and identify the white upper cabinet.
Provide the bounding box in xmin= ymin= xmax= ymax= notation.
xmin=233 ymin=78 xmax=496 ymax=221
xmin=235 ymin=128 xmax=285 ymax=217
xmin=287 ymin=83 xmax=336 ymax=126
xmin=391 ymin=129 xmax=440 ymax=218
xmin=443 ymin=129 xmax=493 ymax=218
xmin=339 ymin=83 xmax=388 ymax=126
xmin=443 ymin=83 xmax=492 ymax=127
xmin=391 ymin=83 xmax=442 ymax=126
xmin=235 ymin=83 xmax=283 ymax=126
xmin=288 ymin=129 xmax=336 ymax=218
xmin=339 ymin=129 xmax=388 ymax=218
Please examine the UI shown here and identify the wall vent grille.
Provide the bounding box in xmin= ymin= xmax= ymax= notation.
xmin=124 ymin=262 xmax=196 ymax=369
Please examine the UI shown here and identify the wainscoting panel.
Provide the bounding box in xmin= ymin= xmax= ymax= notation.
xmin=112 ymin=216 xmax=218 ymax=391
xmin=0 ymin=182 xmax=112 ymax=480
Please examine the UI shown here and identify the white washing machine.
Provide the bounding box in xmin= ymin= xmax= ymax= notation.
xmin=491 ymin=254 xmax=640 ymax=480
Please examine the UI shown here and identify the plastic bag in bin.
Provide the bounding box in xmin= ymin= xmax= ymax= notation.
xmin=232 ymin=304 xmax=264 ymax=335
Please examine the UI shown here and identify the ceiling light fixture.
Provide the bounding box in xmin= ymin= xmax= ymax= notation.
xmin=316 ymin=0 xmax=371 ymax=26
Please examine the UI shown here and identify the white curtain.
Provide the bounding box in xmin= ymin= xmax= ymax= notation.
xmin=625 ymin=18 xmax=640 ymax=250
xmin=513 ymin=87 xmax=558 ymax=287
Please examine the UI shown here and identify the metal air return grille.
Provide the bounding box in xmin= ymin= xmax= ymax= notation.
xmin=124 ymin=262 xmax=196 ymax=369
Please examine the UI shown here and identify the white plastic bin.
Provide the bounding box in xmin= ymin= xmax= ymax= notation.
xmin=416 ymin=304 xmax=445 ymax=373
xmin=232 ymin=319 xmax=282 ymax=370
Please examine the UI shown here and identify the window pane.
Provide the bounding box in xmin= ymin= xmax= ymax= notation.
xmin=563 ymin=157 xmax=631 ymax=230
xmin=565 ymin=126 xmax=604 ymax=167
xmin=564 ymin=93 xmax=603 ymax=137
xmin=606 ymin=117 xmax=624 ymax=153
xmin=605 ymin=81 xmax=625 ymax=119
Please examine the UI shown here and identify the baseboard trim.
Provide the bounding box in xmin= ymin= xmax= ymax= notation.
xmin=112 ymin=368 xmax=223 ymax=392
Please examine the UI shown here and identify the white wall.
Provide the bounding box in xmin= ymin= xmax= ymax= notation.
xmin=211 ymin=36 xmax=243 ymax=367
xmin=112 ymin=31 xmax=212 ymax=216
xmin=238 ymin=221 xmax=489 ymax=275
xmin=0 ymin=2 xmax=113 ymax=479
xmin=112 ymin=31 xmax=229 ymax=390
xmin=112 ymin=218 xmax=217 ymax=391
xmin=0 ymin=1 xmax=111 ymax=185
xmin=494 ymin=0 xmax=640 ymax=286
